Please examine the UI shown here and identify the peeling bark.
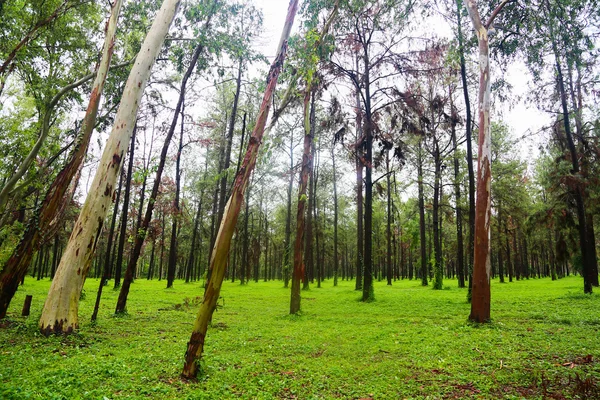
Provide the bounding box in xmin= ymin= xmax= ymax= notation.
xmin=0 ymin=0 xmax=123 ymax=319
xmin=38 ymin=0 xmax=181 ymax=334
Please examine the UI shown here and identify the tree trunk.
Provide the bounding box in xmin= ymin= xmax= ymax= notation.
xmin=114 ymin=11 xmax=215 ymax=312
xmin=38 ymin=0 xmax=181 ymax=335
xmin=417 ymin=140 xmax=428 ymax=286
xmin=451 ymin=97 xmax=465 ymax=288
xmin=283 ymin=130 xmax=294 ymax=288
xmin=114 ymin=126 xmax=136 ymax=289
xmin=91 ymin=167 xmax=124 ymax=321
xmin=166 ymin=103 xmax=185 ymax=288
xmin=217 ymin=58 xmax=243 ymax=227
xmin=182 ymin=0 xmax=298 ymax=378
xmin=361 ymin=43 xmax=374 ymax=302
xmin=332 ymin=144 xmax=339 ymax=287
xmin=456 ymin=0 xmax=476 ymax=299
xmin=386 ymin=152 xmax=393 ymax=286
xmin=432 ymin=141 xmax=443 ymax=290
xmin=290 ymin=90 xmax=315 ymax=314
xmin=465 ymin=0 xmax=509 ymax=322
xmin=355 ymin=77 xmax=364 ymax=291
xmin=0 ymin=0 xmax=123 ymax=319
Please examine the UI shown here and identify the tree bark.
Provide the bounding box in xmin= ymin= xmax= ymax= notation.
xmin=114 ymin=126 xmax=136 ymax=289
xmin=166 ymin=103 xmax=185 ymax=288
xmin=417 ymin=140 xmax=428 ymax=286
xmin=290 ymin=90 xmax=315 ymax=314
xmin=182 ymin=0 xmax=299 ymax=378
xmin=465 ymin=0 xmax=510 ymax=322
xmin=39 ymin=0 xmax=181 ymax=335
xmin=0 ymin=0 xmax=123 ymax=319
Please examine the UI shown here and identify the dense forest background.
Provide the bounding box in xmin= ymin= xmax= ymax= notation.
xmin=0 ymin=0 xmax=599 ymax=373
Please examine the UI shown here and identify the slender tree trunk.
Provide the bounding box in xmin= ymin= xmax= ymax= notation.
xmin=450 ymin=98 xmax=465 ymax=288
xmin=433 ymin=142 xmax=443 ymax=290
xmin=115 ymin=10 xmax=215 ymax=312
xmin=283 ymin=131 xmax=294 ymax=288
xmin=39 ymin=0 xmax=181 ymax=335
xmin=417 ymin=141 xmax=428 ymax=286
xmin=291 ymin=90 xmax=315 ymax=314
xmin=166 ymin=103 xmax=185 ymax=288
xmin=114 ymin=126 xmax=137 ymax=289
xmin=332 ymin=145 xmax=339 ymax=287
xmin=355 ymin=79 xmax=364 ymax=290
xmin=91 ymin=168 xmax=124 ymax=321
xmin=386 ymin=151 xmax=393 ymax=286
xmin=217 ymin=58 xmax=243 ymax=226
xmin=456 ymin=0 xmax=476 ymax=298
xmin=361 ymin=44 xmax=374 ymax=302
xmin=182 ymin=1 xmax=299 ymax=378
xmin=0 ymin=0 xmax=123 ymax=319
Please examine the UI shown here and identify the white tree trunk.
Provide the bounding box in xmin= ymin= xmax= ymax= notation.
xmin=39 ymin=0 xmax=181 ymax=335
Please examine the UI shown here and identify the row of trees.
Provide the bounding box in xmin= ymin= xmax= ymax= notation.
xmin=0 ymin=0 xmax=598 ymax=379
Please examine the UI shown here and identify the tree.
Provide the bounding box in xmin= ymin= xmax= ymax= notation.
xmin=290 ymin=0 xmax=339 ymax=314
xmin=464 ymin=0 xmax=511 ymax=323
xmin=0 ymin=0 xmax=123 ymax=319
xmin=182 ymin=0 xmax=299 ymax=379
xmin=38 ymin=0 xmax=182 ymax=335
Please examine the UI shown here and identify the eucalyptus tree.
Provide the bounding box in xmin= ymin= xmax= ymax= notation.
xmin=0 ymin=0 xmax=123 ymax=319
xmin=38 ymin=0 xmax=182 ymax=335
xmin=464 ymin=0 xmax=512 ymax=322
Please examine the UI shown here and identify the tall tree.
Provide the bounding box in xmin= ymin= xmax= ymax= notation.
xmin=182 ymin=0 xmax=299 ymax=378
xmin=465 ymin=0 xmax=511 ymax=323
xmin=0 ymin=0 xmax=123 ymax=319
xmin=38 ymin=0 xmax=181 ymax=335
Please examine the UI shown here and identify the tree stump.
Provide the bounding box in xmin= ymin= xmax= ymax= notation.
xmin=22 ymin=295 xmax=32 ymax=316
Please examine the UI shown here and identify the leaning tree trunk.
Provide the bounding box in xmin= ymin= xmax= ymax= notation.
xmin=39 ymin=0 xmax=181 ymax=335
xmin=0 ymin=0 xmax=123 ymax=320
xmin=114 ymin=9 xmax=215 ymax=313
xmin=465 ymin=0 xmax=510 ymax=322
xmin=182 ymin=0 xmax=299 ymax=378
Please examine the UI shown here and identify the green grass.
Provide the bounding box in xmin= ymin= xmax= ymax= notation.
xmin=1 ymin=276 xmax=599 ymax=399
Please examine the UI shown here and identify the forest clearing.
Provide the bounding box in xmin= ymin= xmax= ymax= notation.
xmin=1 ymin=0 xmax=600 ymax=397
xmin=1 ymin=277 xmax=599 ymax=399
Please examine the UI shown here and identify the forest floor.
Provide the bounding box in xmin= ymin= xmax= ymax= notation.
xmin=1 ymin=276 xmax=599 ymax=399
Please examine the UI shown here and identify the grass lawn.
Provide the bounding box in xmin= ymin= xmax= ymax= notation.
xmin=1 ymin=276 xmax=599 ymax=399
